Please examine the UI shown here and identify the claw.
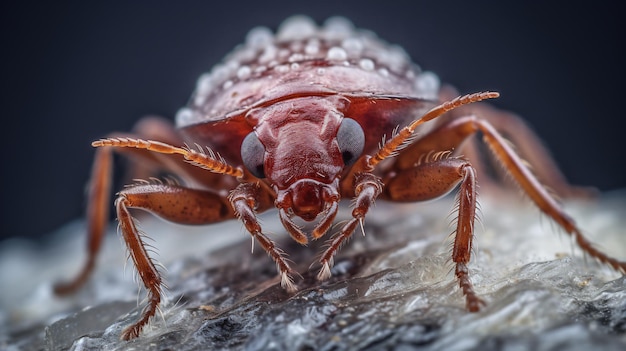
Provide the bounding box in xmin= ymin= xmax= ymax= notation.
xmin=317 ymin=261 xmax=332 ymax=281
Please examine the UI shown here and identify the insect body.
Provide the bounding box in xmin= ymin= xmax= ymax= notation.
xmin=55 ymin=16 xmax=626 ymax=340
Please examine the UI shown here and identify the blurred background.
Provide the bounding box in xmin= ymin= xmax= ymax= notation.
xmin=1 ymin=1 xmax=623 ymax=243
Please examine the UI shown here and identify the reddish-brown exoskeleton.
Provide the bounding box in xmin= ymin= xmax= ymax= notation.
xmin=55 ymin=16 xmax=626 ymax=340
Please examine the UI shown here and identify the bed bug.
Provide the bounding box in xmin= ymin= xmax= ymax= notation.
xmin=54 ymin=15 xmax=626 ymax=340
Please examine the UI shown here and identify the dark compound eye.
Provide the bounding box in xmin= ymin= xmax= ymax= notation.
xmin=241 ymin=132 xmax=266 ymax=178
xmin=336 ymin=118 xmax=365 ymax=166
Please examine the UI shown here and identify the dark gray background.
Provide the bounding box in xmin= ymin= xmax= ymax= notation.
xmin=1 ymin=1 xmax=623 ymax=242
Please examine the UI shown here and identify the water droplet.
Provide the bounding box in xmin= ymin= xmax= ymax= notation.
xmin=210 ymin=64 xmax=231 ymax=85
xmin=237 ymin=66 xmax=252 ymax=80
xmin=341 ymin=37 xmax=363 ymax=56
xmin=276 ymin=64 xmax=290 ymax=73
xmin=227 ymin=46 xmax=256 ymax=64
xmin=194 ymin=94 xmax=206 ymax=107
xmin=359 ymin=58 xmax=375 ymax=71
xmin=175 ymin=108 xmax=197 ymax=126
xmin=196 ymin=73 xmax=213 ymax=94
xmin=379 ymin=44 xmax=408 ymax=73
xmin=258 ymin=45 xmax=277 ymax=64
xmin=277 ymin=16 xmax=317 ymax=41
xmin=323 ymin=17 xmax=355 ymax=39
xmin=305 ymin=39 xmax=320 ymax=55
xmin=327 ymin=47 xmax=348 ymax=61
xmin=415 ymin=71 xmax=440 ymax=98
xmin=289 ymin=53 xmax=304 ymax=63
xmin=246 ymin=26 xmax=274 ymax=48
xmin=405 ymin=69 xmax=416 ymax=80
xmin=289 ymin=41 xmax=303 ymax=53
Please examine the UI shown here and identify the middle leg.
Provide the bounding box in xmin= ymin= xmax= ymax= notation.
xmin=383 ymin=157 xmax=485 ymax=311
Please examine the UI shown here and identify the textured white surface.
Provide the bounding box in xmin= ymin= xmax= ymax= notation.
xmin=1 ymin=190 xmax=625 ymax=350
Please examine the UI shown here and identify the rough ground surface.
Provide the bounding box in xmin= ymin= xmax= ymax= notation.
xmin=1 ymin=191 xmax=625 ymax=351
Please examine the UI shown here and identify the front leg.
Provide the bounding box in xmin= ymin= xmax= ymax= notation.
xmin=383 ymin=157 xmax=485 ymax=311
xmin=317 ymin=173 xmax=383 ymax=280
xmin=229 ymin=183 xmax=297 ymax=292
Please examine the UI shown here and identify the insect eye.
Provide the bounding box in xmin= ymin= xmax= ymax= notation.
xmin=336 ymin=118 xmax=365 ymax=166
xmin=241 ymin=132 xmax=266 ymax=178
